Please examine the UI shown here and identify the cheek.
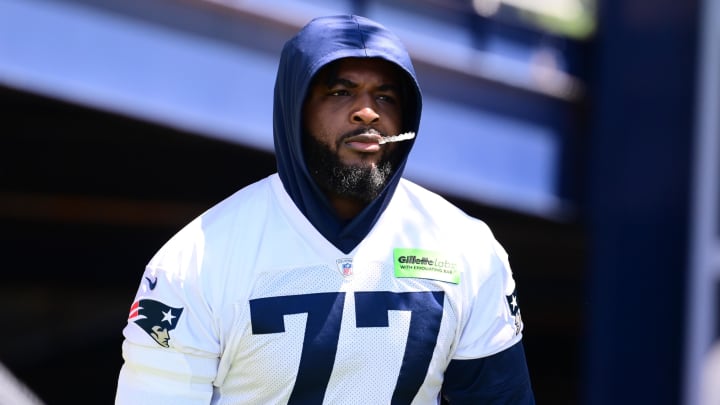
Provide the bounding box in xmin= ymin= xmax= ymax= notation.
xmin=302 ymin=97 xmax=332 ymax=139
xmin=305 ymin=122 xmax=342 ymax=156
xmin=307 ymin=109 xmax=345 ymax=145
xmin=384 ymin=107 xmax=403 ymax=134
xmin=309 ymin=123 xmax=337 ymax=147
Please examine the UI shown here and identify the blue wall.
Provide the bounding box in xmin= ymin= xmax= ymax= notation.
xmin=583 ymin=1 xmax=697 ymax=403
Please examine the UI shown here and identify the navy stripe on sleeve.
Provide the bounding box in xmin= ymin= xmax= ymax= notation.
xmin=441 ymin=341 xmax=535 ymax=404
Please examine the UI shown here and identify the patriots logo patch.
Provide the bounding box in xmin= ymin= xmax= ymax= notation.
xmin=506 ymin=288 xmax=523 ymax=336
xmin=129 ymin=299 xmax=183 ymax=348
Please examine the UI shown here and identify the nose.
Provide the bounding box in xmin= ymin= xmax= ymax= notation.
xmin=351 ymin=106 xmax=380 ymax=125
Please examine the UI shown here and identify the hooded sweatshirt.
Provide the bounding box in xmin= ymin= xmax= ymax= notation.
xmin=273 ymin=15 xmax=422 ymax=253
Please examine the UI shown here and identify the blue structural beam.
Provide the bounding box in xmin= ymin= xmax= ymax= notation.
xmin=583 ymin=1 xmax=697 ymax=404
xmin=0 ymin=0 xmax=579 ymax=219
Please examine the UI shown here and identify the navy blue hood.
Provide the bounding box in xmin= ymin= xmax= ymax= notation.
xmin=273 ymin=15 xmax=422 ymax=253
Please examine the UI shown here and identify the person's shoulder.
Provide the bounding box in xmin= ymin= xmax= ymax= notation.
xmin=148 ymin=175 xmax=277 ymax=262
xmin=394 ymin=179 xmax=508 ymax=285
xmin=397 ymin=178 xmax=456 ymax=209
xmin=138 ymin=175 xmax=279 ymax=305
xmin=396 ymin=178 xmax=491 ymax=230
xmin=394 ymin=179 xmax=500 ymax=261
xmin=202 ymin=174 xmax=277 ymax=223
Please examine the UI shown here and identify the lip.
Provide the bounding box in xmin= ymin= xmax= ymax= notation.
xmin=344 ymin=133 xmax=383 ymax=153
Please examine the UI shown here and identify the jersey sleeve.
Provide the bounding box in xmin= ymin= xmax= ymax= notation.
xmin=441 ymin=232 xmax=533 ymax=402
xmin=115 ymin=220 xmax=221 ymax=405
xmin=441 ymin=341 xmax=534 ymax=404
xmin=454 ymin=236 xmax=525 ymax=360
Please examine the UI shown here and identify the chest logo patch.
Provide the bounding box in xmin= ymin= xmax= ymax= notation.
xmin=336 ymin=258 xmax=354 ymax=279
xmin=393 ymin=248 xmax=461 ymax=284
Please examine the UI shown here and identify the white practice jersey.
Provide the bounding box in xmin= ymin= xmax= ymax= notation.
xmin=116 ymin=174 xmax=523 ymax=405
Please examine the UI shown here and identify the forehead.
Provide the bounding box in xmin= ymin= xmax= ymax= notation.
xmin=314 ymin=57 xmax=403 ymax=86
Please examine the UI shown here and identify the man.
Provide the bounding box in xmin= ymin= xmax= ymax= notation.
xmin=116 ymin=15 xmax=534 ymax=404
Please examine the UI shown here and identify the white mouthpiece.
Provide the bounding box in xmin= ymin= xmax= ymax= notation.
xmin=378 ymin=131 xmax=416 ymax=145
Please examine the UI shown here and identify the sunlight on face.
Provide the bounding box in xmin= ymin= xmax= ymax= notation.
xmin=302 ymin=58 xmax=406 ymax=201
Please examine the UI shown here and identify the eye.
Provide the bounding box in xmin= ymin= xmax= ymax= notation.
xmin=377 ymin=94 xmax=396 ymax=103
xmin=329 ymin=89 xmax=350 ymax=96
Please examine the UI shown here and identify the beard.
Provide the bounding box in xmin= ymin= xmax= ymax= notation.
xmin=303 ymin=134 xmax=397 ymax=203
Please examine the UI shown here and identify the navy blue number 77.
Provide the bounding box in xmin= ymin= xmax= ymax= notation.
xmin=250 ymin=291 xmax=444 ymax=404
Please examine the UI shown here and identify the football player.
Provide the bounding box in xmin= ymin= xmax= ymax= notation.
xmin=116 ymin=14 xmax=534 ymax=404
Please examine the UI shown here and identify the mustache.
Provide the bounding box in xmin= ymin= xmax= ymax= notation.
xmin=339 ymin=127 xmax=387 ymax=141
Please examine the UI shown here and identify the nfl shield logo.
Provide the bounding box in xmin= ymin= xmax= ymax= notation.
xmin=336 ymin=258 xmax=353 ymax=278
